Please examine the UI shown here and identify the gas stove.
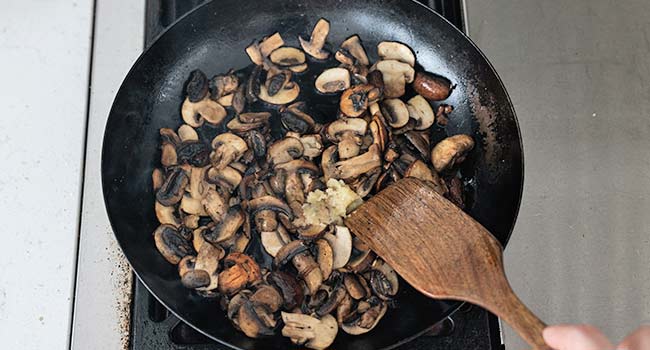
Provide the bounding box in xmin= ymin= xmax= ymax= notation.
xmin=124 ymin=1 xmax=503 ymax=349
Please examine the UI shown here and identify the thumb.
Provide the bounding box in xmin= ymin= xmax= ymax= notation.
xmin=542 ymin=324 xmax=613 ymax=350
xmin=617 ymin=325 xmax=650 ymax=350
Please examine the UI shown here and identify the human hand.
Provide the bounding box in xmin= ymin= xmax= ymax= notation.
xmin=542 ymin=324 xmax=650 ymax=350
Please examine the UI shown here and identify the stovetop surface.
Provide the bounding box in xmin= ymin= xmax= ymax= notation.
xmin=132 ymin=1 xmax=501 ymax=349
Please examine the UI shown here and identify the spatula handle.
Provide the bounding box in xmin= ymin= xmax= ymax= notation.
xmin=479 ymin=278 xmax=549 ymax=350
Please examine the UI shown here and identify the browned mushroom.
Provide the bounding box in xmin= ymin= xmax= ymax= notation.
xmin=406 ymin=95 xmax=435 ymax=130
xmin=323 ymin=225 xmax=353 ymax=269
xmin=326 ymin=118 xmax=368 ymax=159
xmin=274 ymin=240 xmax=323 ymax=295
xmin=430 ymin=134 xmax=475 ymax=172
xmin=267 ymin=271 xmax=304 ymax=310
xmin=210 ymin=72 xmax=239 ymax=100
xmin=210 ymin=133 xmax=248 ymax=170
xmin=156 ymin=166 xmax=188 ymax=206
xmin=334 ymin=144 xmax=382 ymax=179
xmin=315 ymin=67 xmax=350 ymax=93
xmin=404 ymin=160 xmax=447 ymax=195
xmin=380 ymin=98 xmax=409 ymax=128
xmin=339 ymin=35 xmax=369 ymax=66
xmin=260 ymin=225 xmax=292 ymax=257
xmin=218 ymin=252 xmax=262 ymax=295
xmin=339 ymin=84 xmax=381 ymax=117
xmin=372 ymin=60 xmax=415 ymax=98
xmin=270 ymin=47 xmax=306 ymax=67
xmin=368 ymin=259 xmax=399 ymax=300
xmin=412 ymin=71 xmax=454 ymax=101
xmin=314 ymin=239 xmax=334 ymax=280
xmin=299 ymin=18 xmax=330 ymax=60
xmin=299 ymin=134 xmax=323 ymax=159
xmin=154 ymin=224 xmax=194 ymax=264
xmin=203 ymin=205 xmax=245 ymax=243
xmin=181 ymin=97 xmax=227 ymax=127
xmin=341 ymin=296 xmax=387 ymax=335
xmin=267 ymin=137 xmax=304 ymax=166
xmin=155 ymin=201 xmax=181 ymax=227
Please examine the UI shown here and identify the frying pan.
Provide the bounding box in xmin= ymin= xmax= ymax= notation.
xmin=102 ymin=0 xmax=523 ymax=349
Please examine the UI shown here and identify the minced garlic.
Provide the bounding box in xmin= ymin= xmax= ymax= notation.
xmin=303 ymin=179 xmax=363 ymax=226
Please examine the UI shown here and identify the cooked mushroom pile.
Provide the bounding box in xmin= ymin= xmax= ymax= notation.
xmin=152 ymin=18 xmax=474 ymax=349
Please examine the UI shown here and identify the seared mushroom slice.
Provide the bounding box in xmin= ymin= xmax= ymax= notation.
xmin=180 ymin=194 xmax=207 ymax=216
xmin=181 ymin=97 xmax=227 ymax=127
xmin=404 ymin=160 xmax=447 ymax=195
xmin=194 ymin=242 xmax=225 ymax=291
xmin=260 ymin=226 xmax=292 ymax=257
xmin=154 ymin=224 xmax=194 ymax=264
xmin=350 ymin=167 xmax=381 ymax=198
xmin=326 ymin=118 xmax=368 ymax=159
xmin=345 ymin=248 xmax=375 ymax=274
xmin=403 ymin=130 xmax=430 ymax=160
xmin=315 ymin=67 xmax=350 ymax=93
xmin=413 ymin=71 xmax=454 ymax=101
xmin=249 ymin=195 xmax=293 ymax=230
xmin=176 ymin=141 xmax=211 ymax=167
xmin=259 ymin=32 xmax=285 ymax=58
xmin=380 ymin=98 xmax=409 ymax=129
xmin=369 ymin=259 xmax=399 ymax=300
xmin=341 ymin=297 xmax=388 ymax=335
xmin=210 ymin=133 xmax=248 ymax=170
xmin=179 ymin=255 xmax=210 ymax=289
xmin=430 ymin=134 xmax=475 ymax=172
xmin=206 ymin=166 xmax=242 ymax=193
xmin=274 ymin=240 xmax=323 ymax=295
xmin=267 ymin=137 xmax=304 ymax=166
xmin=269 ymin=47 xmax=306 ymax=67
xmin=267 ymin=271 xmax=304 ymax=310
xmin=314 ymin=239 xmax=334 ymax=281
xmin=335 ymin=144 xmax=382 ymax=180
xmin=275 ymin=159 xmax=320 ymax=217
xmin=202 ymin=188 xmax=228 ymax=222
xmin=156 ymin=166 xmax=188 ymax=206
xmin=239 ymin=112 xmax=272 ymax=124
xmin=323 ymin=225 xmax=353 ymax=269
xmin=209 ymin=72 xmax=239 ymax=100
xmin=203 ymin=205 xmax=245 ymax=243
xmin=339 ymin=35 xmax=369 ymax=66
xmin=185 ymin=69 xmax=209 ymax=102
xmin=339 ymin=84 xmax=381 ymax=117
xmin=281 ymin=313 xmax=338 ymax=350
xmin=246 ymin=65 xmax=263 ymax=103
xmin=316 ymin=284 xmax=347 ymax=317
xmin=377 ymin=41 xmax=416 ymax=67
xmin=218 ymin=252 xmax=262 ymax=295
xmin=321 ymin=145 xmax=338 ymax=181
xmin=264 ymin=69 xmax=292 ymax=97
xmin=299 ymin=18 xmax=330 ymax=60
xmin=259 ymin=83 xmax=300 ymax=105
xmin=369 ymin=113 xmax=388 ymax=152
xmin=343 ymin=273 xmax=367 ymax=300
xmin=299 ymin=134 xmax=323 ymax=159
xmin=407 ymin=95 xmax=435 ymax=130
xmin=373 ymin=60 xmax=415 ymax=98
xmin=226 ymin=118 xmax=265 ymax=133
xmin=155 ymin=201 xmax=181 ymax=227
xmin=250 ymin=284 xmax=284 ymax=313
xmin=177 ymin=124 xmax=198 ymax=142
xmin=237 ymin=300 xmax=275 ymax=338
xmin=280 ymin=102 xmax=317 ymax=134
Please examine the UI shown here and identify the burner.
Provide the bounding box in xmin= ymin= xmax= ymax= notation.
xmin=132 ymin=1 xmax=502 ymax=349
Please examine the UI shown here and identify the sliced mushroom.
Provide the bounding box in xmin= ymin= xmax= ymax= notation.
xmin=210 ymin=133 xmax=248 ymax=170
xmin=281 ymin=103 xmax=317 ymax=134
xmin=178 ymin=124 xmax=199 ymax=142
xmin=373 ymin=60 xmax=415 ymax=98
xmin=183 ymin=214 xmax=199 ymax=229
xmin=316 ymin=285 xmax=347 ymax=317
xmin=299 ymin=134 xmax=323 ymax=159
xmin=156 ymin=167 xmax=188 ymax=206
xmin=345 ymin=249 xmax=375 ymax=274
xmin=323 ymin=225 xmax=353 ymax=269
xmin=204 ymin=206 xmax=245 ymax=243
xmin=369 ymin=113 xmax=388 ymax=152
xmin=267 ymin=137 xmax=304 ymax=166
xmin=259 ymin=83 xmax=300 ymax=105
xmin=377 ymin=41 xmax=415 ymax=67
xmin=270 ymin=47 xmax=306 ymax=67
xmin=264 ymin=69 xmax=291 ymax=97
xmin=413 ymin=71 xmax=454 ymax=101
xmin=238 ymin=300 xmax=275 ymax=338
xmin=299 ymin=18 xmax=330 ymax=60
xmin=209 ymin=72 xmax=239 ymax=100
xmin=154 ymin=224 xmax=194 ymax=264
xmin=315 ymin=67 xmax=350 ymax=93
xmin=430 ymin=134 xmax=475 ymax=172
xmin=246 ymin=42 xmax=264 ymax=65
xmin=369 ymin=259 xmax=399 ymax=300
xmin=274 ymin=240 xmax=323 ymax=295
xmin=202 ymin=188 xmax=228 ymax=222
xmin=179 ymin=256 xmax=211 ymax=289
xmin=180 ymin=194 xmax=207 ymax=216
xmin=326 ymin=118 xmax=368 ymax=159
xmin=181 ymin=97 xmax=227 ymax=127
xmin=281 ymin=312 xmax=338 ymax=350
xmin=206 ymin=166 xmax=242 ymax=193
xmin=152 ymin=168 xmax=164 ymax=191
xmin=275 ymin=159 xmax=320 ymax=218
xmin=227 ymin=118 xmax=265 ymax=133
xmin=248 ymin=195 xmax=293 ymax=218
xmin=261 ymin=227 xmax=292 ymax=257
xmin=321 ymin=145 xmax=338 ymax=182
xmin=289 ymin=63 xmax=308 ymax=73
xmin=298 ymin=223 xmax=329 ymax=241
xmin=176 ymin=141 xmax=211 ymax=167
xmin=334 ymin=144 xmax=382 ymax=179
xmin=155 ymin=201 xmax=181 ymax=227
xmin=343 ymin=274 xmax=367 ymax=300
xmin=341 ymin=297 xmax=387 ymax=335
xmin=350 ymin=167 xmax=381 ymax=198
xmin=259 ymin=32 xmax=285 ymax=58
xmin=237 ymin=112 xmax=270 ymax=124
xmin=314 ymin=239 xmax=334 ymax=281
xmin=218 ymin=252 xmax=262 ymax=295
xmin=340 ymin=35 xmax=369 ymax=66
xmin=194 ymin=242 xmax=225 ymax=291
xmin=404 ymin=160 xmax=447 ymax=195
xmin=250 ymin=284 xmax=284 ymax=312
xmin=339 ymin=84 xmax=381 ymax=117
xmin=267 ymin=271 xmax=304 ymax=310
xmin=380 ymin=98 xmax=409 ymax=128
xmin=406 ymin=95 xmax=435 ymax=130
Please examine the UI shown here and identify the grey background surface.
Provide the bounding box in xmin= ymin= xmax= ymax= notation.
xmin=466 ymin=0 xmax=650 ymax=348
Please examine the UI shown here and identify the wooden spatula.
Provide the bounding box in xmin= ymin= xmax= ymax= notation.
xmin=345 ymin=177 xmax=548 ymax=350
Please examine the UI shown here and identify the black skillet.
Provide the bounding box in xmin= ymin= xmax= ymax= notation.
xmin=102 ymin=0 xmax=523 ymax=349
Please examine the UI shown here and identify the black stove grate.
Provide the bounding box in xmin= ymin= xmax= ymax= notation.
xmin=132 ymin=1 xmax=503 ymax=349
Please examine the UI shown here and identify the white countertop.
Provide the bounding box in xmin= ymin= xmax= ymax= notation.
xmin=0 ymin=1 xmax=93 ymax=348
